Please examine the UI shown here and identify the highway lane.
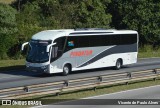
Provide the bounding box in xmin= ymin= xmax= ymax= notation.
xmin=37 ymin=85 xmax=160 ymax=108
xmin=0 ymin=58 xmax=160 ymax=89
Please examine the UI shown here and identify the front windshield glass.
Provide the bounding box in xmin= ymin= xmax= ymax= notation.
xmin=26 ymin=40 xmax=52 ymax=63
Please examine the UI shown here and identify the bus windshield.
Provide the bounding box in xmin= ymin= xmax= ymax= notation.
xmin=26 ymin=40 xmax=52 ymax=63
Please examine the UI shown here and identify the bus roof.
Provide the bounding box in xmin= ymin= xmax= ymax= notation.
xmin=31 ymin=29 xmax=138 ymax=40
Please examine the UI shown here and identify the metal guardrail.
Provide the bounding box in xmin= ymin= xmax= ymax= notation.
xmin=0 ymin=69 xmax=160 ymax=99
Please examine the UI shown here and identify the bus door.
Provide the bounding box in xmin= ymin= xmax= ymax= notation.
xmin=50 ymin=46 xmax=58 ymax=66
xmin=50 ymin=37 xmax=66 ymax=69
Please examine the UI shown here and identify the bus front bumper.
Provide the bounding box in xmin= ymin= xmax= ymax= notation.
xmin=26 ymin=65 xmax=49 ymax=73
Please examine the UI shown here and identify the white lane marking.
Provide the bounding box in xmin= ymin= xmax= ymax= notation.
xmin=31 ymin=85 xmax=160 ymax=108
xmin=83 ymin=85 xmax=160 ymax=99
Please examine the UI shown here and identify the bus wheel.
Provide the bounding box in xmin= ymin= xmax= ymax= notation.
xmin=63 ymin=64 xmax=71 ymax=76
xmin=115 ymin=59 xmax=122 ymax=70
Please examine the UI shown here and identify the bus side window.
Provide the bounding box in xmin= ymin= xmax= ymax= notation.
xmin=121 ymin=34 xmax=137 ymax=45
xmin=65 ymin=36 xmax=77 ymax=51
xmin=51 ymin=47 xmax=58 ymax=59
xmin=77 ymin=36 xmax=89 ymax=48
xmin=54 ymin=37 xmax=66 ymax=56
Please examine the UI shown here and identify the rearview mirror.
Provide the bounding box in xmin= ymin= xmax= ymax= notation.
xmin=46 ymin=43 xmax=56 ymax=52
xmin=21 ymin=42 xmax=29 ymax=51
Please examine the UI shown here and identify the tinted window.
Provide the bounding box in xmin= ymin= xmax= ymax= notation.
xmin=120 ymin=34 xmax=137 ymax=44
xmin=65 ymin=36 xmax=78 ymax=51
xmin=77 ymin=36 xmax=90 ymax=47
xmin=89 ymin=35 xmax=104 ymax=46
xmin=26 ymin=40 xmax=51 ymax=63
xmin=54 ymin=37 xmax=66 ymax=50
xmin=64 ymin=34 xmax=137 ymax=51
xmin=51 ymin=37 xmax=66 ymax=62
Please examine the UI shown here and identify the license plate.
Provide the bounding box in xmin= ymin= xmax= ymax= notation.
xmin=32 ymin=70 xmax=37 ymax=72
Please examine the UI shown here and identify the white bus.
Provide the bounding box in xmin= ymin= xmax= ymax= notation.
xmin=21 ymin=28 xmax=138 ymax=75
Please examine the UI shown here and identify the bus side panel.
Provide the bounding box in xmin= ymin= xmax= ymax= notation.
xmin=50 ymin=57 xmax=76 ymax=74
xmin=49 ymin=43 xmax=137 ymax=73
xmin=73 ymin=52 xmax=137 ymax=71
xmin=74 ymin=46 xmax=114 ymax=68
xmin=49 ymin=46 xmax=113 ymax=73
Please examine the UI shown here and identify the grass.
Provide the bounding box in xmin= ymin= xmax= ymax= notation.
xmin=0 ymin=0 xmax=15 ymax=4
xmin=0 ymin=59 xmax=25 ymax=71
xmin=138 ymin=45 xmax=160 ymax=58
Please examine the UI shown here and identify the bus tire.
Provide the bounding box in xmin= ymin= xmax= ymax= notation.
xmin=115 ymin=59 xmax=122 ymax=70
xmin=63 ymin=64 xmax=71 ymax=76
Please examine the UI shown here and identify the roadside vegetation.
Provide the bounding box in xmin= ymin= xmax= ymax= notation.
xmin=0 ymin=0 xmax=159 ymax=69
xmin=0 ymin=0 xmax=160 ymax=60
xmin=0 ymin=59 xmax=25 ymax=71
xmin=138 ymin=45 xmax=160 ymax=58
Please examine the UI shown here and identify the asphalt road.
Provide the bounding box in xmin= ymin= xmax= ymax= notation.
xmin=0 ymin=58 xmax=160 ymax=89
xmin=36 ymin=85 xmax=160 ymax=108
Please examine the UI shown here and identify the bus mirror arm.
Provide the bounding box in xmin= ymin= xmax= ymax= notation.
xmin=21 ymin=42 xmax=29 ymax=51
xmin=46 ymin=43 xmax=56 ymax=52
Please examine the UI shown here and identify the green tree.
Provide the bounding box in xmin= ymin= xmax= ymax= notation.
xmin=15 ymin=0 xmax=75 ymax=31
xmin=38 ymin=0 xmax=74 ymax=29
xmin=0 ymin=3 xmax=17 ymax=59
xmin=72 ymin=0 xmax=112 ymax=28
xmin=110 ymin=0 xmax=160 ymax=45
xmin=16 ymin=1 xmax=43 ymax=41
xmin=12 ymin=0 xmax=36 ymax=12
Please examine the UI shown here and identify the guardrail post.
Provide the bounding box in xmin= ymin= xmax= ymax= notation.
xmin=127 ymin=72 xmax=132 ymax=78
xmin=64 ymin=80 xmax=69 ymax=86
xmin=56 ymin=93 xmax=60 ymax=96
xmin=94 ymin=87 xmax=96 ymax=91
xmin=153 ymin=69 xmax=157 ymax=74
xmin=153 ymin=69 xmax=157 ymax=81
xmin=24 ymin=86 xmax=29 ymax=92
xmin=98 ymin=76 xmax=102 ymax=82
xmin=126 ymin=72 xmax=132 ymax=85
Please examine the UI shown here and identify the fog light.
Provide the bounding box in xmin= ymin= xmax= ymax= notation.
xmin=41 ymin=66 xmax=47 ymax=69
xmin=44 ymin=69 xmax=48 ymax=72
